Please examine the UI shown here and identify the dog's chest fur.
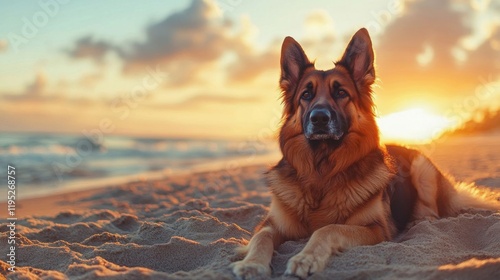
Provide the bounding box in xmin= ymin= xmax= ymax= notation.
xmin=267 ymin=151 xmax=394 ymax=237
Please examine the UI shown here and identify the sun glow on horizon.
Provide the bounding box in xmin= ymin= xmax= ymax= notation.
xmin=378 ymin=108 xmax=457 ymax=144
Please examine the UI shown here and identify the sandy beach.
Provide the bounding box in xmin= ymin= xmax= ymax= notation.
xmin=2 ymin=0 xmax=500 ymax=279
xmin=1 ymin=135 xmax=500 ymax=279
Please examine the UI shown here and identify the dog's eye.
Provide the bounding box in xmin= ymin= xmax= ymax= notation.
xmin=336 ymin=90 xmax=349 ymax=99
xmin=301 ymin=90 xmax=314 ymax=100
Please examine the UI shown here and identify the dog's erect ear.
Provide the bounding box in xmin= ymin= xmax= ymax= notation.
xmin=339 ymin=28 xmax=375 ymax=86
xmin=280 ymin=37 xmax=311 ymax=92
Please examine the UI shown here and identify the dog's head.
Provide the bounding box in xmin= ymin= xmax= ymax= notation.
xmin=279 ymin=28 xmax=377 ymax=147
xmin=277 ymin=28 xmax=381 ymax=174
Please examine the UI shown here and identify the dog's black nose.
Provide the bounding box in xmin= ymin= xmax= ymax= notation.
xmin=310 ymin=108 xmax=331 ymax=126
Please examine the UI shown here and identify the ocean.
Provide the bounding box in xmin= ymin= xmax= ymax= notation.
xmin=0 ymin=133 xmax=279 ymax=199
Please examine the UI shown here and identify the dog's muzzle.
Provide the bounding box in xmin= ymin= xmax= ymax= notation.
xmin=304 ymin=108 xmax=344 ymax=140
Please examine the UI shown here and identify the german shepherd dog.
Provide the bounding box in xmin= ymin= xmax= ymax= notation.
xmin=231 ymin=28 xmax=500 ymax=279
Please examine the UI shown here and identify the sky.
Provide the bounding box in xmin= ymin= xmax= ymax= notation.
xmin=0 ymin=0 xmax=499 ymax=142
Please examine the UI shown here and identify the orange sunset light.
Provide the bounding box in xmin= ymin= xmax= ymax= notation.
xmin=378 ymin=107 xmax=457 ymax=144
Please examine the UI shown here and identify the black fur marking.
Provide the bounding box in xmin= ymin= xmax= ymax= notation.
xmin=386 ymin=145 xmax=419 ymax=232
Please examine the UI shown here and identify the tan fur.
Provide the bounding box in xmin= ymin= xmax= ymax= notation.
xmin=410 ymin=154 xmax=500 ymax=219
xmin=231 ymin=29 xmax=500 ymax=280
xmin=410 ymin=155 xmax=441 ymax=220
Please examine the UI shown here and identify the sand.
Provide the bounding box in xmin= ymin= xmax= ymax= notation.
xmin=1 ymin=135 xmax=500 ymax=279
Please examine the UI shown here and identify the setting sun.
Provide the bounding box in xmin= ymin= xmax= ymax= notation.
xmin=378 ymin=108 xmax=456 ymax=144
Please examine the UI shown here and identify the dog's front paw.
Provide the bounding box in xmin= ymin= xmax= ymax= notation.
xmin=285 ymin=252 xmax=328 ymax=279
xmin=231 ymin=260 xmax=271 ymax=280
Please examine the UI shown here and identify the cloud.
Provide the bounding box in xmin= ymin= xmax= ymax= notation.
xmin=374 ymin=0 xmax=500 ymax=113
xmin=466 ymin=26 xmax=500 ymax=74
xmin=120 ymin=0 xmax=226 ymax=71
xmin=3 ymin=71 xmax=52 ymax=101
xmin=25 ymin=71 xmax=47 ymax=96
xmin=378 ymin=0 xmax=470 ymax=73
xmin=78 ymin=71 xmax=104 ymax=88
xmin=0 ymin=39 xmax=7 ymax=52
xmin=67 ymin=0 xmax=278 ymax=86
xmin=1 ymin=71 xmax=93 ymax=104
xmin=226 ymin=42 xmax=280 ymax=82
xmin=66 ymin=36 xmax=113 ymax=64
xmin=132 ymin=88 xmax=264 ymax=114
xmin=158 ymin=93 xmax=263 ymax=110
xmin=119 ymin=0 xmax=278 ymax=83
xmin=190 ymin=94 xmax=261 ymax=104
xmin=300 ymin=10 xmax=337 ymax=69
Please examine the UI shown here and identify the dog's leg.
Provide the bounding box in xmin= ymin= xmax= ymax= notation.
xmin=285 ymin=224 xmax=384 ymax=279
xmin=232 ymin=225 xmax=281 ymax=280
